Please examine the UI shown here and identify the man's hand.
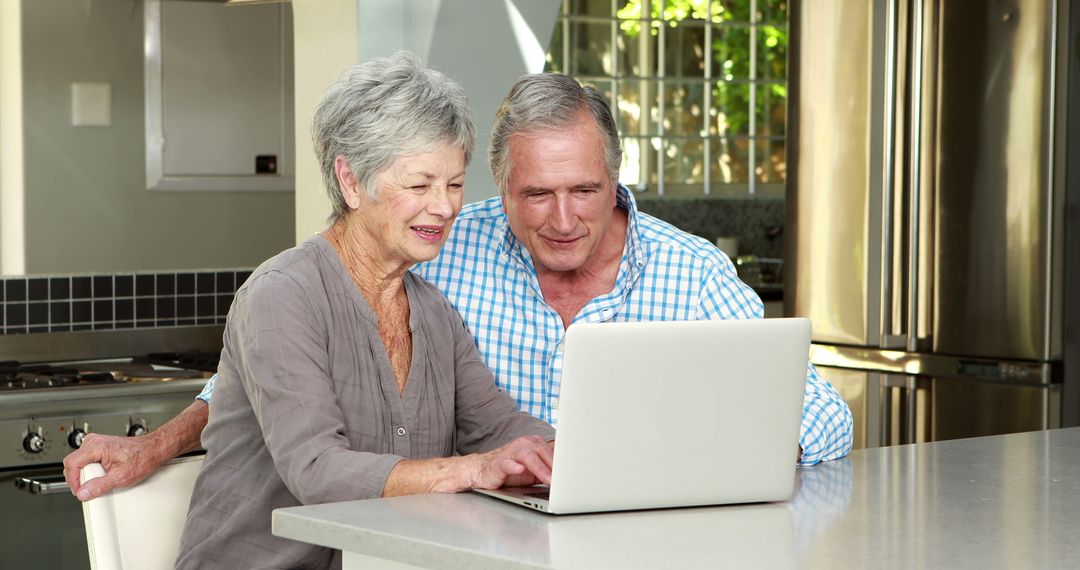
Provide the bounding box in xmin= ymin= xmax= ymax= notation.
xmin=469 ymin=435 xmax=555 ymax=490
xmin=63 ymin=433 xmax=169 ymax=500
xmin=63 ymin=400 xmax=208 ymax=501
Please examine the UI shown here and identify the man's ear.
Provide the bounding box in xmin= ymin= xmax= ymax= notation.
xmin=334 ymin=156 xmax=362 ymax=211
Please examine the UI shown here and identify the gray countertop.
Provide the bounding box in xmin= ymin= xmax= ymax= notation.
xmin=273 ymin=428 xmax=1080 ymax=569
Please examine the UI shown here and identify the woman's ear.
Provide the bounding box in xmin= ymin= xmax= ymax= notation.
xmin=334 ymin=156 xmax=363 ymax=211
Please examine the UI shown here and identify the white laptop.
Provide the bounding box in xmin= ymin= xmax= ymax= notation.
xmin=474 ymin=317 xmax=810 ymax=515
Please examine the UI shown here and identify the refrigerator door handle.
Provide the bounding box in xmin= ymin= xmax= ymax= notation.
xmin=879 ymin=0 xmax=903 ymax=349
xmin=905 ymin=0 xmax=926 ymax=354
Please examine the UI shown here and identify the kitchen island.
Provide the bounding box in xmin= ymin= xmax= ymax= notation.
xmin=272 ymin=428 xmax=1080 ymax=569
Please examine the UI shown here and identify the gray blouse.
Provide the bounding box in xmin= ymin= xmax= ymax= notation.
xmin=176 ymin=236 xmax=554 ymax=569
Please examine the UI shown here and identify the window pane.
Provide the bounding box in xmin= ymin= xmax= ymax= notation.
xmin=710 ymin=81 xmax=750 ymax=136
xmin=617 ymin=21 xmax=659 ymax=77
xmin=663 ymin=138 xmax=705 ymax=185
xmin=585 ymin=79 xmax=615 ymax=111
xmin=709 ymin=25 xmax=751 ymax=80
xmin=545 ymin=19 xmax=565 ymax=73
xmin=711 ymin=137 xmax=750 ymax=184
xmin=756 ymin=0 xmax=789 ymax=23
xmin=663 ymin=22 xmax=706 ymax=78
xmin=719 ymin=0 xmax=753 ymax=22
xmin=756 ymin=82 xmax=787 ymax=137
xmin=617 ymin=79 xmax=651 ymax=135
xmin=571 ymin=0 xmax=611 ymax=17
xmin=616 ymin=0 xmax=663 ymax=20
xmin=755 ymin=138 xmax=786 ymax=183
xmin=657 ymin=0 xmax=709 ymax=23
xmin=620 ymin=136 xmax=659 ymax=190
xmin=570 ymin=21 xmax=614 ymax=76
xmin=756 ymin=24 xmax=787 ymax=82
xmin=662 ymin=81 xmax=707 ymax=136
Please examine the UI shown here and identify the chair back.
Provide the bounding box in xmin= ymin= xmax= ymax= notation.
xmin=80 ymin=454 xmax=204 ymax=570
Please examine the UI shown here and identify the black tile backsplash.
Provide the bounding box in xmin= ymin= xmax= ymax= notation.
xmin=28 ymin=278 xmax=48 ymax=301
xmin=1 ymin=269 xmax=248 ymax=335
xmin=28 ymin=303 xmax=48 ymax=325
xmin=49 ymin=278 xmax=70 ymax=300
xmin=6 ymin=280 xmax=26 ymax=302
xmin=136 ymin=275 xmax=155 ymax=297
xmin=115 ymin=275 xmax=133 ymax=297
xmin=93 ymin=276 xmax=113 ymax=298
xmin=177 ymin=274 xmax=195 ymax=295
xmin=72 ymin=277 xmax=92 ymax=299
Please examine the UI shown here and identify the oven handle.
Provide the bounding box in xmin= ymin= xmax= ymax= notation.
xmin=15 ymin=473 xmax=72 ymax=495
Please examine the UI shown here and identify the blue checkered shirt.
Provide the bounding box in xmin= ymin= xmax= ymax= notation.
xmin=200 ymin=186 xmax=852 ymax=465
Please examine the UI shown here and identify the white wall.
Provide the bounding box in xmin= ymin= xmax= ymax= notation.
xmin=291 ymin=0 xmax=561 ymax=242
xmin=0 ymin=0 xmax=25 ymax=274
xmin=10 ymin=0 xmax=295 ymax=274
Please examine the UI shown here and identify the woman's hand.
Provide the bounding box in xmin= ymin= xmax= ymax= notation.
xmin=384 ymin=436 xmax=555 ymax=496
xmin=468 ymin=435 xmax=555 ymax=490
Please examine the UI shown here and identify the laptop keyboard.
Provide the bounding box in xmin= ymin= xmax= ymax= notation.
xmin=525 ymin=490 xmax=550 ymax=501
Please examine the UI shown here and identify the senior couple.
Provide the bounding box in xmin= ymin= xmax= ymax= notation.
xmin=64 ymin=52 xmax=853 ymax=568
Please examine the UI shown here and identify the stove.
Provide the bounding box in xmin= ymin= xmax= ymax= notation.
xmin=0 ymin=352 xmax=216 ymax=470
xmin=0 ymin=326 xmax=223 ymax=570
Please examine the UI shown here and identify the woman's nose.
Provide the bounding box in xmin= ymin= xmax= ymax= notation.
xmin=427 ymin=186 xmax=458 ymax=218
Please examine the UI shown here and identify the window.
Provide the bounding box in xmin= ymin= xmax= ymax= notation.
xmin=545 ymin=0 xmax=788 ymax=198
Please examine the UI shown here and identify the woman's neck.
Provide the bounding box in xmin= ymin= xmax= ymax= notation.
xmin=322 ymin=218 xmax=407 ymax=306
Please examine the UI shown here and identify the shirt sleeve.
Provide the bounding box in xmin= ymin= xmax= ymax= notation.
xmin=195 ymin=374 xmax=216 ymax=402
xmin=695 ymin=256 xmax=854 ymax=465
xmin=445 ymin=299 xmax=555 ymax=454
xmin=226 ymin=271 xmax=404 ymax=504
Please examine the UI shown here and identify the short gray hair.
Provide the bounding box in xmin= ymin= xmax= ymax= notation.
xmin=312 ymin=52 xmax=476 ymax=222
xmin=488 ymin=74 xmax=622 ymax=194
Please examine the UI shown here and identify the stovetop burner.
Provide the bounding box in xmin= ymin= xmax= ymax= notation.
xmin=0 ymin=361 xmax=126 ymax=391
xmin=0 ymin=352 xmax=219 ymax=392
xmin=133 ymin=351 xmax=220 ymax=373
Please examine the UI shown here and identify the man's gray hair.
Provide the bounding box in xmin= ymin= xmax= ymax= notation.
xmin=488 ymin=74 xmax=622 ymax=195
xmin=312 ymin=52 xmax=476 ymax=222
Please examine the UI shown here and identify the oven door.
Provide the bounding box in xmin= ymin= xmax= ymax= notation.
xmin=1 ymin=465 xmax=89 ymax=570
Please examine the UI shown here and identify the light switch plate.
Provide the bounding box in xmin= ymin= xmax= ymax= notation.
xmin=71 ymin=82 xmax=111 ymax=126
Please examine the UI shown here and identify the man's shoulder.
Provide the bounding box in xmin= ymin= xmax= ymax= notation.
xmin=442 ymin=196 xmax=506 ymax=251
xmin=634 ymin=211 xmax=730 ymax=268
xmin=414 ymin=196 xmax=506 ymax=280
xmin=456 ymin=195 xmax=505 ymax=224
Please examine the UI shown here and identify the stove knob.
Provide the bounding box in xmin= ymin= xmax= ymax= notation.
xmin=68 ymin=428 xmax=87 ymax=449
xmin=127 ymin=423 xmax=148 ymax=437
xmin=23 ymin=432 xmax=46 ymax=454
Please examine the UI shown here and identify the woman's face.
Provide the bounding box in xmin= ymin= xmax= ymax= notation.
xmin=353 ymin=143 xmax=466 ymax=268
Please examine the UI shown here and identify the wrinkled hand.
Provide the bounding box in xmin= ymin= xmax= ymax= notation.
xmin=63 ymin=433 xmax=167 ymax=501
xmin=470 ymin=436 xmax=554 ymax=490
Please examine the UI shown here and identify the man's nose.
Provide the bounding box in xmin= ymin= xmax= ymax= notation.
xmin=548 ymin=194 xmax=576 ymax=233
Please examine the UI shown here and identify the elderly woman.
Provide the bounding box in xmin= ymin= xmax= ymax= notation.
xmin=175 ymin=53 xmax=555 ymax=569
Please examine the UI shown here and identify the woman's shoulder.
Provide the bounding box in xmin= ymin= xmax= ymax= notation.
xmin=236 ymin=237 xmax=336 ymax=303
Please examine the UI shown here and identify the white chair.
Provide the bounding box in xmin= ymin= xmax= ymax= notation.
xmin=80 ymin=455 xmax=205 ymax=570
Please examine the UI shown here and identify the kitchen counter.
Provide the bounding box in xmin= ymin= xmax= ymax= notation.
xmin=272 ymin=428 xmax=1080 ymax=569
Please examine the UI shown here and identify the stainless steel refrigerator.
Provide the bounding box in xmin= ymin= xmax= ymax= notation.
xmin=785 ymin=0 xmax=1080 ymax=449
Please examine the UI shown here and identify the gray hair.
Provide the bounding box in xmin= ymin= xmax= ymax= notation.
xmin=488 ymin=74 xmax=622 ymax=194
xmin=311 ymin=52 xmax=476 ymax=221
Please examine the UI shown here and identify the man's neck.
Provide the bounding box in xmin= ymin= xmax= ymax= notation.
xmin=536 ymin=207 xmax=629 ymax=328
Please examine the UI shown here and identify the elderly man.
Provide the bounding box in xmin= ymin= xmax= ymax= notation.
xmin=65 ymin=73 xmax=853 ymax=501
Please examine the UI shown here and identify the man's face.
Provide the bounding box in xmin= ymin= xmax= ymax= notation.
xmin=501 ymin=114 xmax=617 ymax=275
